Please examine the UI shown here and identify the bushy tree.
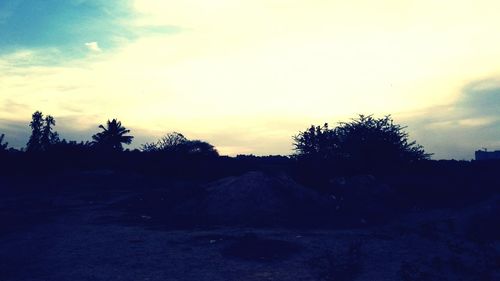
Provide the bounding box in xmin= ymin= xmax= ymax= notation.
xmin=142 ymin=132 xmax=187 ymax=152
xmin=140 ymin=142 xmax=158 ymax=152
xmin=158 ymin=132 xmax=188 ymax=150
xmin=182 ymin=140 xmax=219 ymax=157
xmin=293 ymin=114 xmax=430 ymax=172
xmin=92 ymin=119 xmax=133 ymax=151
xmin=142 ymin=132 xmax=218 ymax=157
xmin=335 ymin=115 xmax=430 ymax=165
xmin=292 ymin=123 xmax=339 ymax=160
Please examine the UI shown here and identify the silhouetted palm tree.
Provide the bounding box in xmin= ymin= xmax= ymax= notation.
xmin=92 ymin=119 xmax=133 ymax=151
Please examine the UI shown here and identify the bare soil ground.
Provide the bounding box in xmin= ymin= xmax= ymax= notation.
xmin=0 ymin=173 xmax=498 ymax=281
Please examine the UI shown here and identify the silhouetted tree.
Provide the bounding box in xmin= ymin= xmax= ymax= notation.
xmin=92 ymin=119 xmax=133 ymax=151
xmin=26 ymin=111 xmax=60 ymax=152
xmin=293 ymin=114 xmax=431 ymax=172
xmin=142 ymin=132 xmax=218 ymax=157
xmin=0 ymin=133 xmax=8 ymax=151
xmin=141 ymin=132 xmax=188 ymax=152
xmin=158 ymin=132 xmax=188 ymax=149
xmin=141 ymin=142 xmax=159 ymax=152
xmin=183 ymin=140 xmax=219 ymax=157
xmin=26 ymin=111 xmax=44 ymax=152
xmin=40 ymin=115 xmax=60 ymax=150
xmin=335 ymin=115 xmax=430 ymax=165
xmin=292 ymin=123 xmax=339 ymax=160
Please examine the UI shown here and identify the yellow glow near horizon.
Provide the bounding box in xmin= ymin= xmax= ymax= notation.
xmin=1 ymin=0 xmax=500 ymax=156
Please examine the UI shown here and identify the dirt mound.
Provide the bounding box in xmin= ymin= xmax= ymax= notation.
xmin=202 ymin=171 xmax=326 ymax=226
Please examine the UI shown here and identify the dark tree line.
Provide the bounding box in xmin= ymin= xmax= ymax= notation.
xmin=6 ymin=111 xmax=431 ymax=163
xmin=18 ymin=112 xmax=219 ymax=157
xmin=0 ymin=111 xmax=435 ymax=180
xmin=22 ymin=113 xmax=136 ymax=153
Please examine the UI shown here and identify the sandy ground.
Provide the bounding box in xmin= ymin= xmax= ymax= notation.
xmin=0 ymin=181 xmax=498 ymax=281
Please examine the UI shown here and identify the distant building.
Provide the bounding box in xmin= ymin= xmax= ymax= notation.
xmin=475 ymin=149 xmax=500 ymax=160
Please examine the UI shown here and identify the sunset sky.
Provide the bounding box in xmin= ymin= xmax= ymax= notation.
xmin=1 ymin=0 xmax=500 ymax=159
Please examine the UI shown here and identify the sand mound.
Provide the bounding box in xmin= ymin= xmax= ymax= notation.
xmin=202 ymin=171 xmax=325 ymax=226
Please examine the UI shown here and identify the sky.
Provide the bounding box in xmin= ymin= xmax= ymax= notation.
xmin=1 ymin=0 xmax=500 ymax=159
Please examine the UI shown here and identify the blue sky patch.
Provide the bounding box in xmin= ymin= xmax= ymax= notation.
xmin=0 ymin=0 xmax=179 ymax=60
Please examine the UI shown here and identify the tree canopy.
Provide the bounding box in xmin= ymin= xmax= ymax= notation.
xmin=142 ymin=132 xmax=219 ymax=157
xmin=293 ymin=115 xmax=431 ymax=171
xmin=92 ymin=119 xmax=134 ymax=151
xmin=26 ymin=111 xmax=59 ymax=152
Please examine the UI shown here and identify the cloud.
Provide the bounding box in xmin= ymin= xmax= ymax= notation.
xmin=400 ymin=78 xmax=500 ymax=160
xmin=85 ymin=41 xmax=101 ymax=52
